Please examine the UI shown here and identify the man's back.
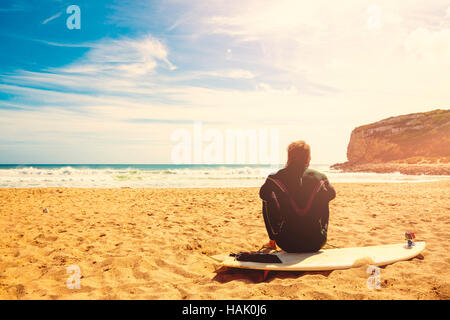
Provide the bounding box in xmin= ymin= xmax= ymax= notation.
xmin=260 ymin=167 xmax=336 ymax=252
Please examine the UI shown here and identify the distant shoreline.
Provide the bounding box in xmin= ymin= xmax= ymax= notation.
xmin=331 ymin=162 xmax=450 ymax=176
xmin=1 ymin=164 xmax=449 ymax=188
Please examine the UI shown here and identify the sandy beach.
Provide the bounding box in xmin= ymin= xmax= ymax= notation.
xmin=0 ymin=181 xmax=449 ymax=300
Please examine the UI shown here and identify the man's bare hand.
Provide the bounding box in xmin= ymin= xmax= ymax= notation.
xmin=259 ymin=239 xmax=277 ymax=253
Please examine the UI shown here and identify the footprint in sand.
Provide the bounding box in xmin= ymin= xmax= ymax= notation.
xmin=8 ymin=284 xmax=26 ymax=299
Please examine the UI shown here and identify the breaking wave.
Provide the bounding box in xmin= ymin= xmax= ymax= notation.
xmin=0 ymin=164 xmax=448 ymax=188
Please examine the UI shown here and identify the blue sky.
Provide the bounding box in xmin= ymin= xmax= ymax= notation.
xmin=1 ymin=0 xmax=449 ymax=164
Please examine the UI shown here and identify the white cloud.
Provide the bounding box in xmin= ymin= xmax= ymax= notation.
xmin=68 ymin=35 xmax=176 ymax=77
xmin=199 ymin=69 xmax=254 ymax=79
xmin=404 ymin=27 xmax=450 ymax=65
xmin=0 ymin=1 xmax=30 ymax=12
xmin=42 ymin=12 xmax=62 ymax=24
xmin=1 ymin=35 xmax=177 ymax=98
xmin=204 ymin=0 xmax=328 ymax=40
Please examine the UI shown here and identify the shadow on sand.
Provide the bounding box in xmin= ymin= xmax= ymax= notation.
xmin=212 ymin=253 xmax=423 ymax=284
xmin=212 ymin=266 xmax=333 ymax=284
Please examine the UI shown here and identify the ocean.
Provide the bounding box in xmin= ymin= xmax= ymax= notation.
xmin=0 ymin=164 xmax=448 ymax=188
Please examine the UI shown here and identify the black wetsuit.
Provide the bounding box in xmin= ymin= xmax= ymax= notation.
xmin=259 ymin=167 xmax=336 ymax=253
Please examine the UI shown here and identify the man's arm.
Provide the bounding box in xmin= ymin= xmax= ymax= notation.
xmin=259 ymin=178 xmax=272 ymax=201
xmin=322 ymin=179 xmax=336 ymax=201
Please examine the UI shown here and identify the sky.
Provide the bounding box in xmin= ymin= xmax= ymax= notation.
xmin=0 ymin=0 xmax=449 ymax=164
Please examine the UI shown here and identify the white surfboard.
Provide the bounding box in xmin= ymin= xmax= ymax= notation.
xmin=211 ymin=242 xmax=425 ymax=271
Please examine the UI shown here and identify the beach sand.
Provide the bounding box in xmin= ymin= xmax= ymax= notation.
xmin=0 ymin=181 xmax=449 ymax=300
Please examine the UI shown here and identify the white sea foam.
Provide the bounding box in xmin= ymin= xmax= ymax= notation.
xmin=0 ymin=165 xmax=448 ymax=188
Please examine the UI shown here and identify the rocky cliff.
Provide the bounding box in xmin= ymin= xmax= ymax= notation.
xmin=332 ymin=109 xmax=450 ymax=175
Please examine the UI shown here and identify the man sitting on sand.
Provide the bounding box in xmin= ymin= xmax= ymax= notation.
xmin=259 ymin=140 xmax=336 ymax=253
